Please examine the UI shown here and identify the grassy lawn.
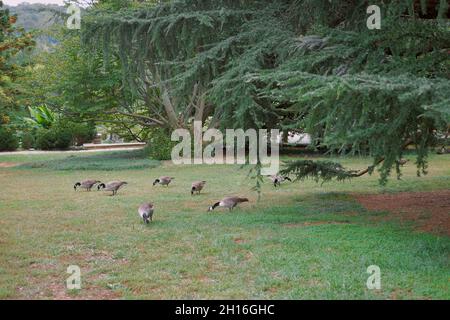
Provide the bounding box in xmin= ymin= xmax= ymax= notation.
xmin=4 ymin=149 xmax=160 ymax=171
xmin=0 ymin=151 xmax=449 ymax=299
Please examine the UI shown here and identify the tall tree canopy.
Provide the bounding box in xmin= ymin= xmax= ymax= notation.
xmin=0 ymin=0 xmax=34 ymax=122
xmin=79 ymin=0 xmax=449 ymax=183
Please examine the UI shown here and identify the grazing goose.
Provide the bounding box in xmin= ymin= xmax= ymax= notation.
xmin=74 ymin=179 xmax=101 ymax=191
xmin=153 ymin=176 xmax=175 ymax=187
xmin=208 ymin=197 xmax=249 ymax=212
xmin=97 ymin=181 xmax=128 ymax=196
xmin=191 ymin=181 xmax=206 ymax=195
xmin=269 ymin=175 xmax=292 ymax=187
xmin=396 ymin=158 xmax=409 ymax=166
xmin=138 ymin=202 xmax=154 ymax=224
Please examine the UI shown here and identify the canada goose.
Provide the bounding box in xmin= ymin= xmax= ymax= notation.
xmin=191 ymin=181 xmax=206 ymax=195
xmin=208 ymin=197 xmax=249 ymax=212
xmin=74 ymin=179 xmax=101 ymax=191
xmin=269 ymin=175 xmax=292 ymax=187
xmin=138 ymin=202 xmax=154 ymax=224
xmin=396 ymin=158 xmax=409 ymax=166
xmin=97 ymin=181 xmax=128 ymax=196
xmin=153 ymin=176 xmax=174 ymax=186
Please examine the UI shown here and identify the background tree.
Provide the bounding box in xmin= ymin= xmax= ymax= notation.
xmin=0 ymin=0 xmax=35 ymax=151
xmin=0 ymin=0 xmax=34 ymax=119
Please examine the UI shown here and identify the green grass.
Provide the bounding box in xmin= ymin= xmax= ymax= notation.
xmin=15 ymin=150 xmax=160 ymax=171
xmin=0 ymin=151 xmax=449 ymax=299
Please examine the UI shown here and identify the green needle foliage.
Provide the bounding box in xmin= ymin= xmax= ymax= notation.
xmin=82 ymin=0 xmax=450 ymax=184
xmin=280 ymin=160 xmax=357 ymax=184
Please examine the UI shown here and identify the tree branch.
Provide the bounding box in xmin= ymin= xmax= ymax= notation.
xmin=351 ymin=139 xmax=414 ymax=177
xmin=103 ymin=110 xmax=166 ymax=126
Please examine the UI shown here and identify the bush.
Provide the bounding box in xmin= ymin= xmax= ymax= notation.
xmin=21 ymin=132 xmax=35 ymax=150
xmin=0 ymin=126 xmax=19 ymax=151
xmin=34 ymin=120 xmax=96 ymax=150
xmin=35 ymin=125 xmax=73 ymax=150
xmin=144 ymin=128 xmax=177 ymax=160
xmin=59 ymin=121 xmax=96 ymax=146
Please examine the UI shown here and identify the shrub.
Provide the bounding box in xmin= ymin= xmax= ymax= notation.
xmin=21 ymin=132 xmax=36 ymax=150
xmin=35 ymin=125 xmax=73 ymax=150
xmin=144 ymin=128 xmax=177 ymax=160
xmin=0 ymin=126 xmax=19 ymax=151
xmin=58 ymin=121 xmax=96 ymax=146
xmin=34 ymin=120 xmax=96 ymax=150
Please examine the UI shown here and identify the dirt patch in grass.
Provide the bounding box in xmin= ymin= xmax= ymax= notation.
xmin=19 ymin=273 xmax=121 ymax=300
xmin=15 ymin=250 xmax=127 ymax=299
xmin=355 ymin=190 xmax=450 ymax=237
xmin=0 ymin=162 xmax=19 ymax=168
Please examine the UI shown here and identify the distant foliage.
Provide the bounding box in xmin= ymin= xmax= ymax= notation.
xmin=35 ymin=125 xmax=73 ymax=150
xmin=0 ymin=126 xmax=19 ymax=151
xmin=23 ymin=104 xmax=96 ymax=149
xmin=144 ymin=128 xmax=177 ymax=160
xmin=34 ymin=120 xmax=96 ymax=150
xmin=60 ymin=120 xmax=97 ymax=146
xmin=24 ymin=104 xmax=56 ymax=129
xmin=0 ymin=1 xmax=35 ymax=110
xmin=6 ymin=3 xmax=64 ymax=31
xmin=21 ymin=131 xmax=36 ymax=150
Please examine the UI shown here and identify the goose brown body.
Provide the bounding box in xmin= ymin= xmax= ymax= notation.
xmin=98 ymin=181 xmax=128 ymax=195
xmin=208 ymin=197 xmax=249 ymax=211
xmin=138 ymin=202 xmax=154 ymax=224
xmin=153 ymin=176 xmax=175 ymax=186
xmin=396 ymin=158 xmax=409 ymax=166
xmin=74 ymin=179 xmax=100 ymax=191
xmin=191 ymin=181 xmax=206 ymax=195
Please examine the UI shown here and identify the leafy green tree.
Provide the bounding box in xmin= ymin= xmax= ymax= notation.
xmin=0 ymin=0 xmax=34 ymax=121
xmin=0 ymin=126 xmax=19 ymax=151
xmin=22 ymin=31 xmax=145 ymax=135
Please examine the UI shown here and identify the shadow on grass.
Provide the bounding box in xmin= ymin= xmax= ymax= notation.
xmin=17 ymin=149 xmax=160 ymax=171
